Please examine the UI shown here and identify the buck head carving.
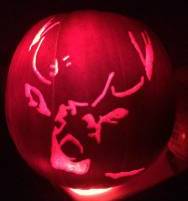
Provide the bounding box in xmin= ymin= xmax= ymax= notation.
xmin=6 ymin=11 xmax=174 ymax=195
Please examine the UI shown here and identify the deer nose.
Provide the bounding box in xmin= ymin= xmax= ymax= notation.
xmin=51 ymin=132 xmax=91 ymax=175
xmin=60 ymin=133 xmax=84 ymax=159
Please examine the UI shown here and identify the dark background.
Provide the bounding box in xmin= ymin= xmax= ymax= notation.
xmin=0 ymin=0 xmax=188 ymax=201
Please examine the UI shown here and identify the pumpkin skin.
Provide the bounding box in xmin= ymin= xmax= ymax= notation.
xmin=168 ymin=67 xmax=188 ymax=161
xmin=6 ymin=10 xmax=174 ymax=190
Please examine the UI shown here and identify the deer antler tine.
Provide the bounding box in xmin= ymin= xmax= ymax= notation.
xmin=111 ymin=76 xmax=145 ymax=98
xmin=91 ymin=72 xmax=115 ymax=107
xmin=128 ymin=31 xmax=154 ymax=81
xmin=141 ymin=31 xmax=148 ymax=45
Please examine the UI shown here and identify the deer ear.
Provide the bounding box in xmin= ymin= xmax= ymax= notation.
xmin=25 ymin=83 xmax=51 ymax=117
xmin=102 ymin=108 xmax=129 ymax=124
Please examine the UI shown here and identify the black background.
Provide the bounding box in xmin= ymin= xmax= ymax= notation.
xmin=0 ymin=0 xmax=188 ymax=201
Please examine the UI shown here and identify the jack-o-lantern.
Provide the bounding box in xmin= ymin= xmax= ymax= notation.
xmin=6 ymin=10 xmax=174 ymax=199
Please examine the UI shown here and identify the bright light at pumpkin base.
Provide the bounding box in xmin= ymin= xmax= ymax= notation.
xmin=69 ymin=187 xmax=112 ymax=196
xmin=64 ymin=185 xmax=125 ymax=201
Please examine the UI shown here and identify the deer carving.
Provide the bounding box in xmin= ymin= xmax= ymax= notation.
xmin=25 ymin=18 xmax=154 ymax=179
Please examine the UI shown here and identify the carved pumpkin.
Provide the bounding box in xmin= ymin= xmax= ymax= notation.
xmin=6 ymin=10 xmax=174 ymax=198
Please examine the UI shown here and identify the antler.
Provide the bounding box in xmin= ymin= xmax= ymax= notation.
xmin=111 ymin=76 xmax=145 ymax=98
xmin=128 ymin=31 xmax=154 ymax=81
xmin=91 ymin=72 xmax=115 ymax=107
xmin=29 ymin=18 xmax=61 ymax=85
xmin=110 ymin=31 xmax=154 ymax=98
xmin=29 ymin=17 xmax=60 ymax=51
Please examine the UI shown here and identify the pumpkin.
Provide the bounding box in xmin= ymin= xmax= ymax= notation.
xmin=168 ymin=67 xmax=188 ymax=161
xmin=5 ymin=10 xmax=174 ymax=198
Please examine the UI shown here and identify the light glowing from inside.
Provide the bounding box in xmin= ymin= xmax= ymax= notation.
xmin=69 ymin=187 xmax=112 ymax=196
xmin=92 ymin=72 xmax=115 ymax=107
xmin=62 ymin=55 xmax=72 ymax=67
xmin=82 ymin=108 xmax=129 ymax=144
xmin=128 ymin=31 xmax=154 ymax=81
xmin=105 ymin=167 xmax=145 ymax=179
xmin=111 ymin=76 xmax=145 ymax=98
xmin=49 ymin=58 xmax=59 ymax=77
xmin=25 ymin=26 xmax=155 ymax=177
xmin=50 ymin=104 xmax=91 ymax=174
xmin=68 ymin=100 xmax=88 ymax=115
xmin=50 ymin=132 xmax=91 ymax=175
xmin=30 ymin=19 xmax=60 ymax=84
xmin=29 ymin=17 xmax=60 ymax=50
xmin=32 ymin=36 xmax=52 ymax=85
xmin=181 ymin=132 xmax=186 ymax=140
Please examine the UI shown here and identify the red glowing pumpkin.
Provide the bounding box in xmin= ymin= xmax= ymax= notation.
xmin=6 ymin=10 xmax=174 ymax=195
xmin=168 ymin=67 xmax=188 ymax=161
